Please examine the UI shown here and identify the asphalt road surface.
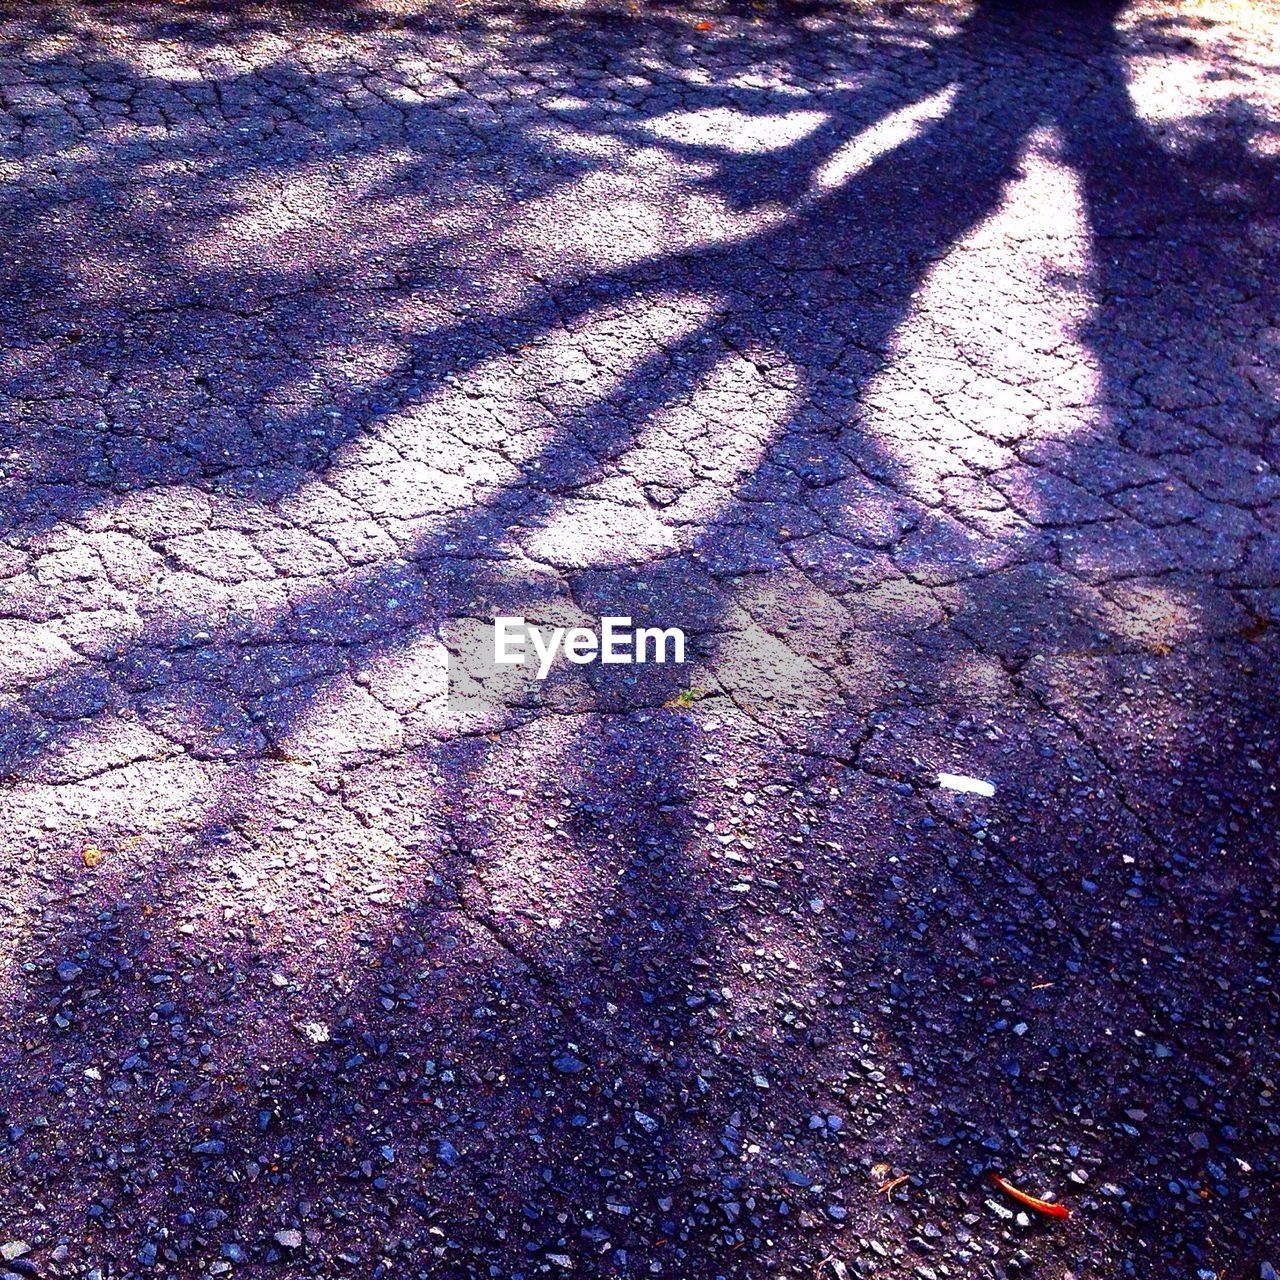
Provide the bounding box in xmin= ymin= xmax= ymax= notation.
xmin=0 ymin=1 xmax=1277 ymax=1277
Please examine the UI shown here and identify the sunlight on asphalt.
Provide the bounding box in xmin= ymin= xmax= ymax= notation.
xmin=812 ymin=84 xmax=959 ymax=193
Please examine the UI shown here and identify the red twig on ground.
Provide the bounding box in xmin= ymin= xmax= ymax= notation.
xmin=990 ymin=1173 xmax=1071 ymax=1220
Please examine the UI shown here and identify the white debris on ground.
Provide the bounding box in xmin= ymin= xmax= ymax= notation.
xmin=938 ymin=772 xmax=996 ymax=798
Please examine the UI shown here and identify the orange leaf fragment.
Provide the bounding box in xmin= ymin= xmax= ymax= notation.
xmin=990 ymin=1173 xmax=1070 ymax=1220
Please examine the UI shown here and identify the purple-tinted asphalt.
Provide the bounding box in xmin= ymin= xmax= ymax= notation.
xmin=0 ymin=1 xmax=1277 ymax=1277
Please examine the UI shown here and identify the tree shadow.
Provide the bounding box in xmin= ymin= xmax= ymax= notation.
xmin=0 ymin=0 xmax=1277 ymax=1276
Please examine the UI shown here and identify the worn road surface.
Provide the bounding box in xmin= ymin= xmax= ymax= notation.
xmin=1 ymin=1 xmax=1278 ymax=1277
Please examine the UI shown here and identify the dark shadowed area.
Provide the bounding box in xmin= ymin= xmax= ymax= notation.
xmin=0 ymin=1 xmax=1277 ymax=1278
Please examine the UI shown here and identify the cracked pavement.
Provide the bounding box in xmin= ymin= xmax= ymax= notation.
xmin=0 ymin=0 xmax=1278 ymax=1277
